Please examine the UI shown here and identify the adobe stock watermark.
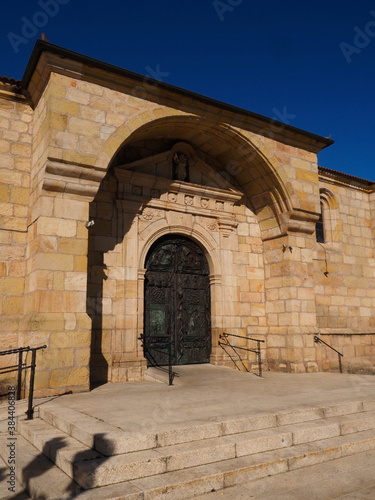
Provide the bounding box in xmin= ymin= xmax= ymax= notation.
xmin=7 ymin=0 xmax=72 ymax=54
xmin=213 ymin=0 xmax=244 ymax=22
xmin=340 ymin=10 xmax=375 ymax=63
xmin=219 ymin=105 xmax=297 ymax=183
xmin=131 ymin=64 xmax=170 ymax=100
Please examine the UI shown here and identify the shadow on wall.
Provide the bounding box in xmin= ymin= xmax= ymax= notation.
xmin=86 ymin=162 xmax=170 ymax=388
xmin=86 ymin=168 xmax=136 ymax=388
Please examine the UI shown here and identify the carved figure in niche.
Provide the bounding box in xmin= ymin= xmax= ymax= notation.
xmin=173 ymin=152 xmax=189 ymax=182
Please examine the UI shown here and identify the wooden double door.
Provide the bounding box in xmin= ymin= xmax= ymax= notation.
xmin=144 ymin=236 xmax=211 ymax=366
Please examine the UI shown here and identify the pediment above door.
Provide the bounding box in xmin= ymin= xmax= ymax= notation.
xmin=114 ymin=141 xmax=239 ymax=192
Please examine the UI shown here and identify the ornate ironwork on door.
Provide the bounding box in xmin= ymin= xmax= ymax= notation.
xmin=144 ymin=235 xmax=211 ymax=366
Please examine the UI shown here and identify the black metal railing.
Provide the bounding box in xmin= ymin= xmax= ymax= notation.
xmin=0 ymin=345 xmax=47 ymax=419
xmin=219 ymin=333 xmax=265 ymax=377
xmin=138 ymin=334 xmax=178 ymax=385
xmin=314 ymin=336 xmax=343 ymax=373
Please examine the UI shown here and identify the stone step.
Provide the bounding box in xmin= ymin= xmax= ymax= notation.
xmin=0 ymin=433 xmax=83 ymax=500
xmin=3 ymin=425 xmax=375 ymax=499
xmin=0 ymin=433 xmax=143 ymax=500
xmin=0 ymin=445 xmax=30 ymax=500
xmin=194 ymin=448 xmax=375 ymax=500
xmin=35 ymin=398 xmax=375 ymax=455
xmin=18 ymin=410 xmax=375 ymax=488
xmin=93 ymin=430 xmax=375 ymax=498
xmin=38 ymin=402 xmax=159 ymax=454
xmin=74 ymin=425 xmax=375 ymax=488
xmin=17 ymin=418 xmax=103 ymax=479
xmin=144 ymin=366 xmax=174 ymax=384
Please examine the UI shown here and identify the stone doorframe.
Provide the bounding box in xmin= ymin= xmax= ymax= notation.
xmin=113 ymin=166 xmax=244 ymax=373
xmin=137 ymin=232 xmax=223 ymax=370
xmin=136 ymin=230 xmax=233 ymax=371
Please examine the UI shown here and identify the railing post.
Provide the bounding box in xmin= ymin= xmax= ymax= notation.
xmin=218 ymin=332 xmax=264 ymax=377
xmin=16 ymin=350 xmax=23 ymax=401
xmin=168 ymin=330 xmax=173 ymax=386
xmin=257 ymin=340 xmax=262 ymax=378
xmin=314 ymin=336 xmax=344 ymax=373
xmin=26 ymin=348 xmax=37 ymax=420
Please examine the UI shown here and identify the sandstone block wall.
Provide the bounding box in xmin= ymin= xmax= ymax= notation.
xmin=0 ymin=83 xmax=32 ymax=393
xmin=313 ymin=175 xmax=375 ymax=373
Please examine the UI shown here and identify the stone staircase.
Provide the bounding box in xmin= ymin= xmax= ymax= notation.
xmin=1 ymin=398 xmax=375 ymax=499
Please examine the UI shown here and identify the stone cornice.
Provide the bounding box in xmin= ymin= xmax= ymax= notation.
xmin=115 ymin=168 xmax=240 ymax=236
xmin=0 ymin=81 xmax=31 ymax=104
xmin=319 ymin=166 xmax=375 ymax=192
xmin=114 ymin=168 xmax=243 ymax=205
xmin=42 ymin=159 xmax=104 ymax=200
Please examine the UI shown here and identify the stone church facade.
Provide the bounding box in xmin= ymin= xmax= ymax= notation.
xmin=1 ymin=41 xmax=374 ymax=397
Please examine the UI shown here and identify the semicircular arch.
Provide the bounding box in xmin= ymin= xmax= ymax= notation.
xmin=138 ymin=220 xmax=221 ymax=278
xmin=100 ymin=112 xmax=301 ymax=239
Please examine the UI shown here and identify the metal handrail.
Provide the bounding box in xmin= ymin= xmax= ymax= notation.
xmin=314 ymin=336 xmax=343 ymax=373
xmin=0 ymin=345 xmax=47 ymax=419
xmin=219 ymin=332 xmax=265 ymax=377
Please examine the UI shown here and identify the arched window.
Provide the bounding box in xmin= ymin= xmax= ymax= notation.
xmin=315 ymin=188 xmax=341 ymax=246
xmin=316 ymin=202 xmax=325 ymax=243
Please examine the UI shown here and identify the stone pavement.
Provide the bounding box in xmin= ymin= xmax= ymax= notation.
xmin=31 ymin=365 xmax=375 ymax=432
xmin=0 ymin=364 xmax=374 ymax=499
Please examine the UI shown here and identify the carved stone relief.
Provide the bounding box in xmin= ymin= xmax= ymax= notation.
xmin=141 ymin=207 xmax=162 ymax=221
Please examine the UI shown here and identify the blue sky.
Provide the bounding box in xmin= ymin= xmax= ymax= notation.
xmin=1 ymin=0 xmax=375 ymax=181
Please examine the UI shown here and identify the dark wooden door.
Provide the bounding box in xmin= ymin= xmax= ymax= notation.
xmin=144 ymin=236 xmax=211 ymax=366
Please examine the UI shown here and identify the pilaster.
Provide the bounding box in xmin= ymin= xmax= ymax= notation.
xmin=265 ymin=228 xmax=319 ymax=373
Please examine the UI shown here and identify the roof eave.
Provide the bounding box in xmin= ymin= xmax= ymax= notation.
xmin=22 ymin=40 xmax=334 ymax=154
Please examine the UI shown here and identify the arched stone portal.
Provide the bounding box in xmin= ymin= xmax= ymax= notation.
xmin=144 ymin=235 xmax=211 ymax=366
xmin=88 ymin=118 xmax=322 ymax=386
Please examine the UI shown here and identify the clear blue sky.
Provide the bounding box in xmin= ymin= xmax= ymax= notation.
xmin=1 ymin=0 xmax=374 ymax=181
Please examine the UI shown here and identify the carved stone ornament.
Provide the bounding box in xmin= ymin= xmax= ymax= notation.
xmin=207 ymin=220 xmax=217 ymax=231
xmin=168 ymin=192 xmax=177 ymax=203
xmin=185 ymin=195 xmax=194 ymax=206
xmin=141 ymin=207 xmax=162 ymax=221
xmin=218 ymin=216 xmax=238 ymax=237
xmin=141 ymin=207 xmax=155 ymax=221
xmin=201 ymin=198 xmax=209 ymax=208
